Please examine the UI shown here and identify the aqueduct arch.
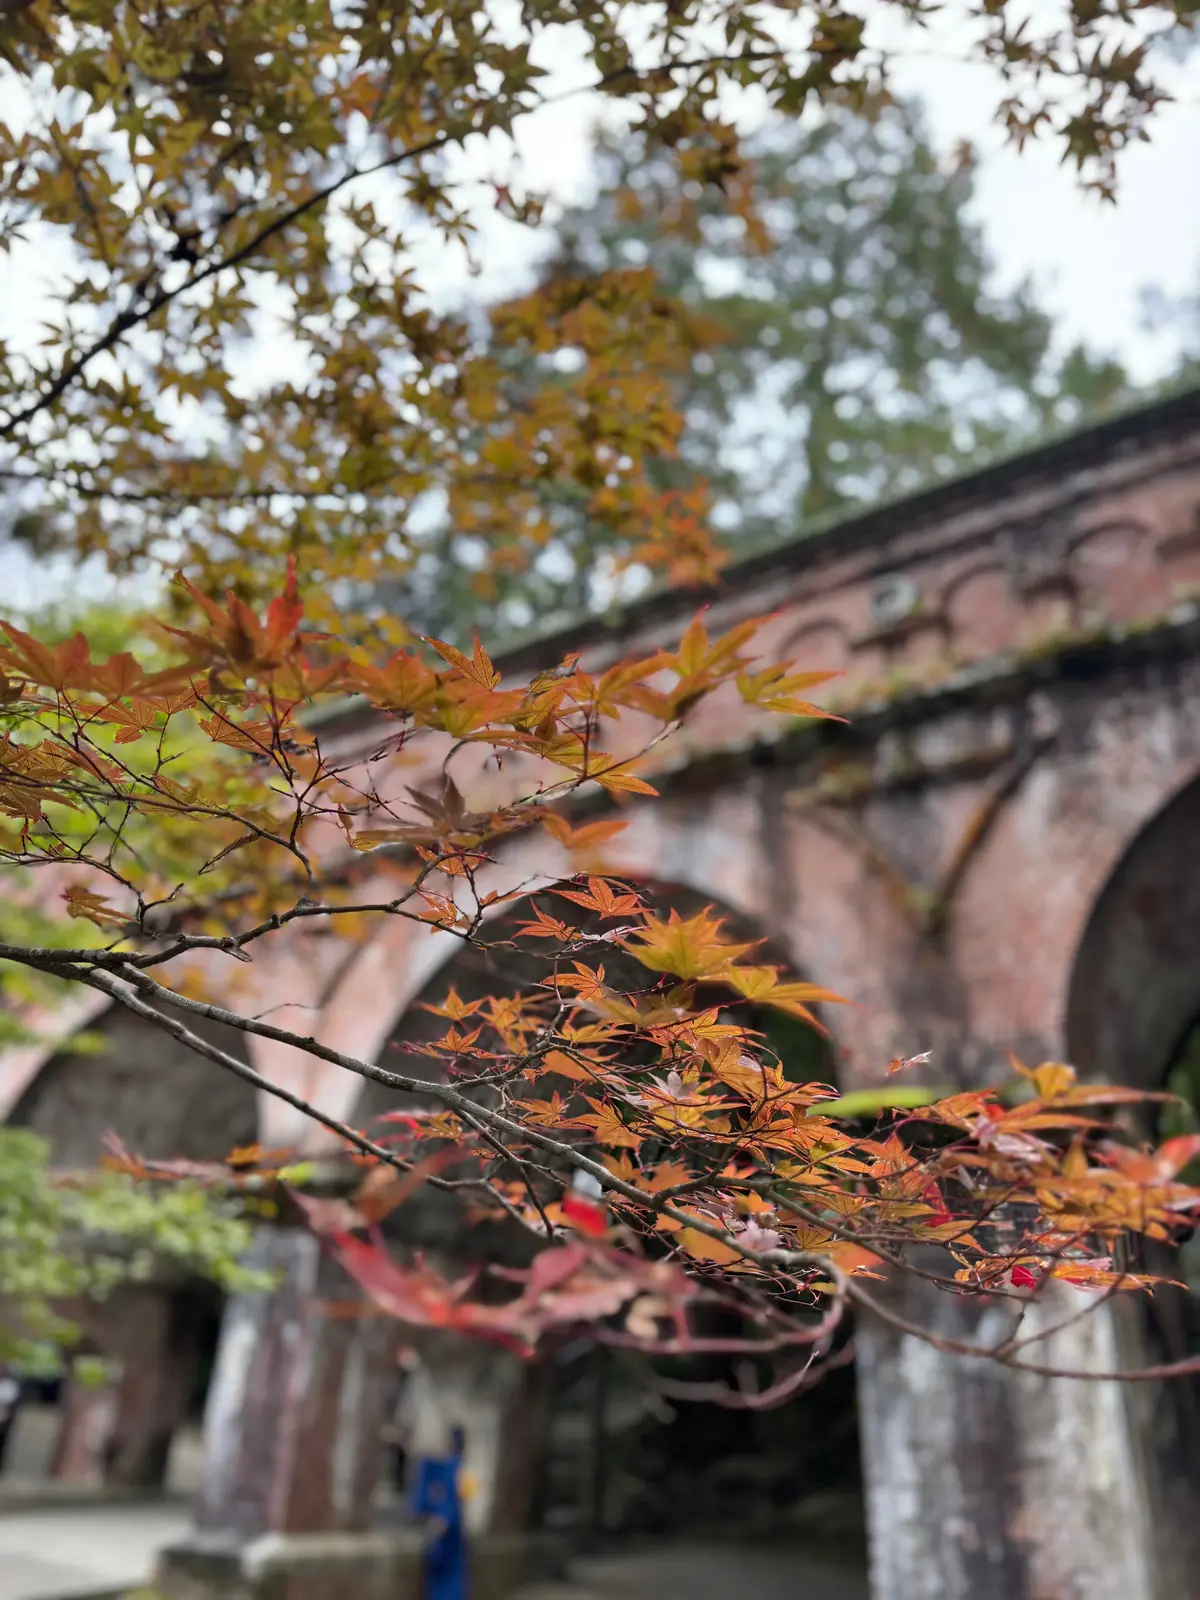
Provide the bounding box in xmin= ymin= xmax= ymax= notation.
xmin=350 ymin=880 xmax=861 ymax=1568
xmin=4 ymin=1003 xmax=258 ymax=1488
xmin=5 ymin=388 xmax=1200 ymax=1599
xmin=1062 ymin=771 xmax=1200 ymax=1594
xmin=1067 ymin=771 xmax=1200 ymax=1093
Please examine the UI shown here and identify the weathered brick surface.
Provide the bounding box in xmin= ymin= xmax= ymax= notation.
xmin=8 ymin=1003 xmax=258 ymax=1165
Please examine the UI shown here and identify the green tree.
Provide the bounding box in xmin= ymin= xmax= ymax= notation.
xmin=534 ymin=99 xmax=1134 ymax=563
xmin=0 ymin=1126 xmax=261 ymax=1371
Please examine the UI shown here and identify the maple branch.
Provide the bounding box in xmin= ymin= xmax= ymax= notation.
xmin=9 ymin=955 xmax=854 ymax=1288
xmin=75 ymin=965 xmax=546 ymax=1229
xmin=768 ymin=1189 xmax=1026 ymax=1301
xmin=0 ymin=126 xmax=458 ymax=440
xmin=77 ymin=967 xmax=420 ymax=1173
xmin=617 ymin=1336 xmax=856 ymax=1411
xmin=597 ymin=1275 xmax=846 ymax=1358
xmin=0 ymin=46 xmax=792 ymax=443
xmin=846 ymin=1278 xmax=1200 ymax=1383
xmin=12 ymin=951 xmax=1198 ymax=1381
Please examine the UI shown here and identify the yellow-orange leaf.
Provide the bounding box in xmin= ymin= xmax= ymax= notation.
xmin=63 ymin=885 xmax=128 ymax=929
xmin=676 ymin=1226 xmax=743 ymax=1265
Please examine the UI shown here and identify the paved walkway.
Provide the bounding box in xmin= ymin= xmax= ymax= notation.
xmin=522 ymin=1541 xmax=869 ymax=1600
xmin=0 ymin=1503 xmax=190 ymax=1600
xmin=0 ymin=1501 xmax=868 ymax=1600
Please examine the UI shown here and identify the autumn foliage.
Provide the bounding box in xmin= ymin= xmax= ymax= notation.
xmin=2 ymin=569 xmax=1199 ymax=1395
xmin=2 ymin=0 xmax=1200 ymax=1397
xmin=1 ymin=0 xmax=1193 ymax=647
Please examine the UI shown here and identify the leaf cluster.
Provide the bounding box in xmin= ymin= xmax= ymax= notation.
xmin=0 ymin=568 xmax=1195 ymax=1396
xmin=0 ymin=1126 xmax=262 ymax=1371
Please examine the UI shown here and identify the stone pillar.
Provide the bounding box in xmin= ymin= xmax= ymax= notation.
xmin=50 ymin=1363 xmax=119 ymax=1483
xmin=158 ymin=1227 xmax=425 ymax=1600
xmin=108 ymin=1286 xmax=209 ymax=1488
xmin=856 ymin=1269 xmax=1161 ymax=1600
xmin=197 ymin=1227 xmax=397 ymax=1535
xmin=48 ymin=1286 xmax=206 ymax=1490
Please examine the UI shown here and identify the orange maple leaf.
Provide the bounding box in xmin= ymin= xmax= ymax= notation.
xmin=555 ymin=876 xmax=645 ymax=919
xmin=542 ymin=813 xmax=628 ymax=853
xmin=736 ymin=661 xmax=842 ymax=721
xmin=624 ymin=906 xmax=757 ymax=982
xmin=424 ymin=634 xmax=501 ymax=690
xmin=419 ymin=986 xmax=486 ymax=1021
xmin=63 ymin=884 xmax=129 ymax=929
xmin=515 ymin=904 xmax=576 ymax=942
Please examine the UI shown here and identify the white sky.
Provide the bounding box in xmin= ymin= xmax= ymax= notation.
xmin=1 ymin=9 xmax=1198 ymax=612
xmin=485 ymin=16 xmax=1200 ymax=384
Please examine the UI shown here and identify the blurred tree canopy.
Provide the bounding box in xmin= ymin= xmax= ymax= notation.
xmin=0 ymin=1127 xmax=262 ymax=1372
xmin=373 ymin=96 xmax=1200 ymax=641
xmin=2 ymin=1 xmax=1197 ymax=648
xmin=450 ymin=99 xmax=1137 ymax=641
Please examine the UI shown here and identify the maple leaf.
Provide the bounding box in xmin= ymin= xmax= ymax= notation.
xmin=539 ymin=1049 xmax=599 ymax=1084
xmin=642 ymin=1160 xmax=697 ymax=1192
xmin=1096 ymin=1135 xmax=1200 ymax=1184
xmin=737 ymin=662 xmax=841 ymax=720
xmin=572 ymin=1096 xmax=642 ymax=1149
xmin=624 ymin=906 xmax=757 ymax=981
xmin=198 ymin=714 xmax=275 ymax=753
xmin=326 ymin=1234 xmax=530 ymax=1353
xmin=63 ymin=885 xmax=129 ymax=929
xmin=516 ymin=1091 xmax=573 ymax=1128
xmin=676 ymin=1225 xmax=743 ymax=1265
xmin=562 ymin=1190 xmax=609 ymax=1238
xmin=921 ymin=1182 xmax=953 ymax=1226
xmin=166 ymin=562 xmax=318 ymax=679
xmin=662 ymin=611 xmax=762 ymax=684
xmin=515 ymin=904 xmax=576 ymax=942
xmin=352 ymin=1147 xmax=465 ymax=1222
xmin=584 ymin=756 xmax=659 ymax=796
xmin=424 ymin=634 xmax=502 ymax=690
xmin=724 ymin=965 xmax=846 ymax=1022
xmin=420 ymin=986 xmax=486 ymax=1022
xmin=827 ymin=1243 xmax=886 ymax=1277
xmin=551 ymin=962 xmax=610 ymax=1002
xmin=1011 ymin=1058 xmax=1078 ymax=1101
xmin=0 ymin=622 xmax=94 ymax=693
xmin=555 ymin=876 xmax=645 ymax=919
xmin=94 ymin=698 xmax=164 ymax=744
xmin=291 ymin=1192 xmax=365 ymax=1236
xmin=542 ymin=813 xmax=629 ymax=853
xmin=264 ymin=555 xmax=304 ymax=654
xmin=348 ymin=649 xmax=439 ymax=715
xmin=737 ymin=1217 xmax=784 ymax=1253
xmin=700 ymin=1039 xmax=783 ymax=1102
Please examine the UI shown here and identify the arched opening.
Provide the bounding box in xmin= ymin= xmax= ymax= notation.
xmin=1064 ymin=773 xmax=1200 ymax=1579
xmin=355 ymin=881 xmax=868 ymax=1594
xmin=1066 ymin=775 xmax=1200 ymax=1095
xmin=1159 ymin=1019 xmax=1200 ymax=1329
xmin=1 ymin=1002 xmax=257 ymax=1491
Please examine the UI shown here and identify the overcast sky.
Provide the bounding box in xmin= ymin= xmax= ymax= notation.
xmin=2 ymin=13 xmax=1198 ymax=612
xmin=483 ymin=15 xmax=1200 ymax=384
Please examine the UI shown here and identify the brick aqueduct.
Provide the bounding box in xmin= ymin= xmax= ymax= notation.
xmin=4 ymin=387 xmax=1200 ymax=1600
